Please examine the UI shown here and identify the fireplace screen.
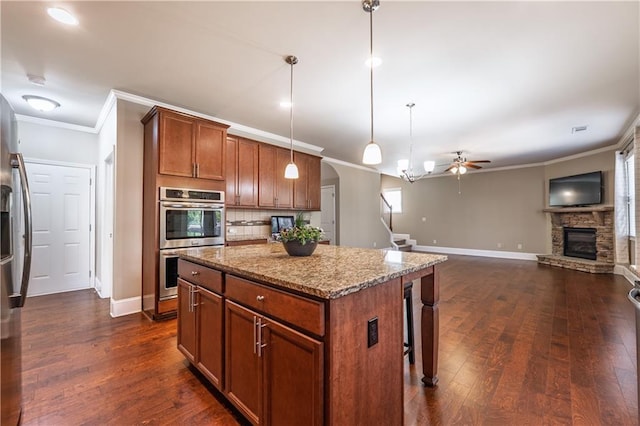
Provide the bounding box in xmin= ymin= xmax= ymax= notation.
xmin=563 ymin=227 xmax=597 ymax=260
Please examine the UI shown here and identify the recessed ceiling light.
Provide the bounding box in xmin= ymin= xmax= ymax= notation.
xmin=22 ymin=95 xmax=61 ymax=112
xmin=47 ymin=7 xmax=79 ymax=26
xmin=365 ymin=57 xmax=382 ymax=68
xmin=571 ymin=125 xmax=588 ymax=134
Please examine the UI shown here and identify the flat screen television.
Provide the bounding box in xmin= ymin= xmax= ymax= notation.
xmin=549 ymin=171 xmax=603 ymax=207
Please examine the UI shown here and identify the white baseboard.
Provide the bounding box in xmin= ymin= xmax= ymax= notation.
xmin=94 ymin=278 xmax=110 ymax=299
xmin=110 ymin=296 xmax=141 ymax=318
xmin=614 ymin=264 xmax=639 ymax=286
xmin=412 ymin=245 xmax=539 ymax=261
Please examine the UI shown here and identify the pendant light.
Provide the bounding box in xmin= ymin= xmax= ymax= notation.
xmin=284 ymin=55 xmax=299 ymax=179
xmin=398 ymin=103 xmax=435 ymax=183
xmin=361 ymin=0 xmax=382 ymax=165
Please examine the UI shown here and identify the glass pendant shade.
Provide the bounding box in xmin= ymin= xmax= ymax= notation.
xmin=423 ymin=161 xmax=435 ymax=173
xmin=450 ymin=166 xmax=458 ymax=175
xmin=363 ymin=141 xmax=382 ymax=165
xmin=284 ymin=162 xmax=299 ymax=179
xmin=459 ymin=165 xmax=467 ymax=175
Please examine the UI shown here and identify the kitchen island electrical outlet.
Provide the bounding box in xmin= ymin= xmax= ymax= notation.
xmin=367 ymin=317 xmax=378 ymax=347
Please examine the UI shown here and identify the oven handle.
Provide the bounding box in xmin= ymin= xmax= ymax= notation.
xmin=161 ymin=202 xmax=224 ymax=210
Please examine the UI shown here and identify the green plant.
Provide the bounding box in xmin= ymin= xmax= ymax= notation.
xmin=279 ymin=213 xmax=323 ymax=245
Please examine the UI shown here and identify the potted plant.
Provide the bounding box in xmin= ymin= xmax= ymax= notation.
xmin=279 ymin=213 xmax=324 ymax=256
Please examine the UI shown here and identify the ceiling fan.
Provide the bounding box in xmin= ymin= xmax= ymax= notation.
xmin=443 ymin=151 xmax=491 ymax=175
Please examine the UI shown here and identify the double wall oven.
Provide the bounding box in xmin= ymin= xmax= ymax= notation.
xmin=158 ymin=187 xmax=224 ymax=300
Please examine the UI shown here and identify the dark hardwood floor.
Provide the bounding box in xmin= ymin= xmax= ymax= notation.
xmin=20 ymin=255 xmax=638 ymax=425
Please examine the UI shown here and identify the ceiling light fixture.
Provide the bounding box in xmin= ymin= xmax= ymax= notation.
xmin=361 ymin=0 xmax=382 ymax=166
xmin=22 ymin=95 xmax=60 ymax=112
xmin=47 ymin=7 xmax=79 ymax=26
xmin=398 ymin=103 xmax=435 ymax=183
xmin=284 ymin=55 xmax=299 ymax=180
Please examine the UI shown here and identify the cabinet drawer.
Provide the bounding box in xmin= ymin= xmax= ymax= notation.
xmin=226 ymin=275 xmax=325 ymax=336
xmin=178 ymin=259 xmax=223 ymax=294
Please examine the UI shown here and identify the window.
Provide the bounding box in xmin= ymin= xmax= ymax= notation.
xmin=626 ymin=153 xmax=635 ymax=237
xmin=382 ymin=188 xmax=402 ymax=213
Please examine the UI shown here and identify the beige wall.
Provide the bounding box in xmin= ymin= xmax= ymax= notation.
xmin=327 ymin=162 xmax=389 ymax=249
xmin=18 ymin=121 xmax=98 ymax=165
xmin=112 ymin=100 xmax=147 ymax=301
xmin=381 ymin=148 xmax=617 ymax=255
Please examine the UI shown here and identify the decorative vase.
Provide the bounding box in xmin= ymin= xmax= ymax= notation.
xmin=282 ymin=240 xmax=318 ymax=257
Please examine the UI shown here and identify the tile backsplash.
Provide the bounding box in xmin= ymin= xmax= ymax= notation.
xmin=226 ymin=209 xmax=309 ymax=239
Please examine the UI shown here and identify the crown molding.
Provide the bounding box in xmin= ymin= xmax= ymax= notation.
xmin=15 ymin=114 xmax=97 ymax=134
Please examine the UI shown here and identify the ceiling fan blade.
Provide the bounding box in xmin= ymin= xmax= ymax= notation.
xmin=468 ymin=160 xmax=491 ymax=163
xmin=466 ymin=163 xmax=482 ymax=169
xmin=443 ymin=165 xmax=455 ymax=172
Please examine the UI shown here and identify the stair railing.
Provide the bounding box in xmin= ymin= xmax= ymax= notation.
xmin=380 ymin=193 xmax=398 ymax=250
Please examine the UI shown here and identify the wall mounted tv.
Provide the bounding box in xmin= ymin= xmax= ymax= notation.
xmin=549 ymin=171 xmax=603 ymax=207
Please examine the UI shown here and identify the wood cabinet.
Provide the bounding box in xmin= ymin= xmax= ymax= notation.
xmin=177 ymin=261 xmax=224 ymax=391
xmin=225 ymin=300 xmax=323 ymax=426
xmin=177 ymin=278 xmax=197 ymax=364
xmin=150 ymin=106 xmax=227 ymax=181
xmin=141 ymin=106 xmax=227 ymax=321
xmin=226 ymin=136 xmax=259 ymax=207
xmin=293 ymin=152 xmax=321 ymax=210
xmin=258 ymin=144 xmax=293 ymax=209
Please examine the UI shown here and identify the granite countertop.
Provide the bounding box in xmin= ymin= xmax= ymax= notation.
xmin=177 ymin=244 xmax=447 ymax=299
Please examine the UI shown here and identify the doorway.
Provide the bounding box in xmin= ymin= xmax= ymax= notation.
xmin=25 ymin=160 xmax=95 ymax=296
xmin=98 ymin=151 xmax=114 ymax=298
xmin=321 ymin=185 xmax=336 ymax=245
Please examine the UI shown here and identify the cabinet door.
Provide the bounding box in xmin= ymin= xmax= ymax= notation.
xmin=226 ymin=136 xmax=239 ymax=206
xmin=293 ymin=152 xmax=310 ymax=210
xmin=197 ymin=287 xmax=224 ymax=390
xmin=177 ymin=279 xmax=196 ymax=363
xmin=159 ymin=111 xmax=194 ymax=177
xmin=307 ymin=155 xmax=321 ymax=210
xmin=263 ymin=319 xmax=324 ymax=426
xmin=237 ymin=138 xmax=259 ymax=207
xmin=195 ymin=121 xmax=225 ymax=180
xmin=275 ymin=147 xmax=293 ymax=209
xmin=225 ymin=301 xmax=263 ymax=425
xmin=258 ymin=144 xmax=277 ymax=208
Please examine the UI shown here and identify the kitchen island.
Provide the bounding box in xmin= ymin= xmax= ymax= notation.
xmin=176 ymin=243 xmax=447 ymax=425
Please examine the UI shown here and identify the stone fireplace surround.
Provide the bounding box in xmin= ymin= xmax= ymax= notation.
xmin=537 ymin=205 xmax=614 ymax=273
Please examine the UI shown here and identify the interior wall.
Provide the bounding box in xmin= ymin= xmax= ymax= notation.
xmin=113 ymin=100 xmax=148 ymax=301
xmin=95 ymin=103 xmax=117 ymax=296
xmin=17 ymin=120 xmax=98 ymax=165
xmin=382 ymin=166 xmax=548 ymax=253
xmin=381 ymin=147 xmax=616 ymax=255
xmin=321 ymin=161 xmax=340 ymax=245
xmin=326 ymin=161 xmax=389 ymax=249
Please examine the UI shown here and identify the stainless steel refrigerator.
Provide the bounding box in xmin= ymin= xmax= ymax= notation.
xmin=1 ymin=94 xmax=32 ymax=425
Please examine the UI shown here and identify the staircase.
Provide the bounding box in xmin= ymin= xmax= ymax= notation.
xmin=380 ymin=193 xmax=414 ymax=252
xmin=393 ymin=237 xmax=412 ymax=252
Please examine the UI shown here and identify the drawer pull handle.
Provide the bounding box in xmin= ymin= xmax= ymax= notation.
xmin=191 ymin=271 xmax=200 ymax=276
xmin=256 ymin=295 xmax=265 ymax=302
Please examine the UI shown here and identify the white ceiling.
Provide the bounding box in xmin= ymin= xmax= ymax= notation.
xmin=2 ymin=1 xmax=639 ymax=176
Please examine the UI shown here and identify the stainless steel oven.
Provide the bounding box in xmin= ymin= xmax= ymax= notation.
xmin=159 ymin=187 xmax=225 ymax=249
xmin=158 ymin=187 xmax=225 ymax=300
xmin=159 ymin=251 xmax=179 ymax=301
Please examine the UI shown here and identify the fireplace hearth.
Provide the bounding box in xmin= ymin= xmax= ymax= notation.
xmin=537 ymin=205 xmax=614 ymax=274
xmin=563 ymin=227 xmax=596 ymax=260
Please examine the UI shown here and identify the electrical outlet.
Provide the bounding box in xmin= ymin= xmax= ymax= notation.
xmin=497 ymin=243 xmax=503 ymax=248
xmin=422 ymin=217 xmax=427 ymax=222
xmin=373 ymin=242 xmax=377 ymax=248
xmin=367 ymin=317 xmax=379 ymax=348
xmin=433 ymin=240 xmax=437 ymax=244
xmin=517 ymin=243 xmax=523 ymax=250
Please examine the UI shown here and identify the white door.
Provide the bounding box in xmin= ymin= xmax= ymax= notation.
xmin=321 ymin=185 xmax=336 ymax=245
xmin=27 ymin=162 xmax=91 ymax=296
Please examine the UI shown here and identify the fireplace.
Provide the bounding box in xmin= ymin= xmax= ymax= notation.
xmin=563 ymin=227 xmax=597 ymax=260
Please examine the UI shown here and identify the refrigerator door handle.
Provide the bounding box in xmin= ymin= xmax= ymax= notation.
xmin=11 ymin=153 xmax=32 ymax=308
